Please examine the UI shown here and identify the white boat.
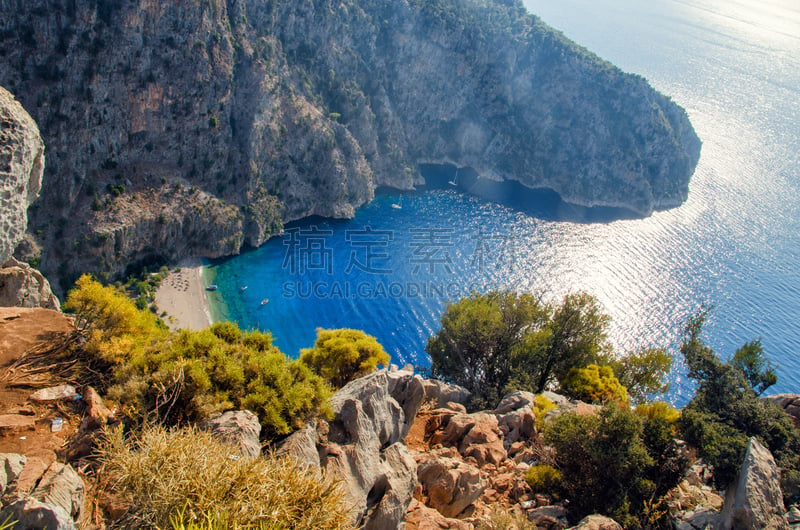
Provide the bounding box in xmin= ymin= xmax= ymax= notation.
xmin=260 ymin=298 xmax=269 ymax=306
xmin=205 ymin=285 xmax=218 ymax=291
xmin=448 ymin=168 xmax=459 ymax=186
xmin=391 ymin=203 xmax=402 ymax=209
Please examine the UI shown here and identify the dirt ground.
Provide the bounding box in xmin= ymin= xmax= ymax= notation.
xmin=0 ymin=307 xmax=80 ymax=492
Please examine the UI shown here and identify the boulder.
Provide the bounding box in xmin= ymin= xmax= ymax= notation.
xmin=441 ymin=413 xmax=506 ymax=466
xmin=0 ymin=453 xmax=26 ymax=496
xmin=719 ymin=437 xmax=788 ymax=529
xmin=496 ymin=406 xmax=536 ymax=448
xmin=0 ymin=497 xmax=75 ymax=530
xmin=420 ymin=379 xmax=471 ymax=409
xmin=0 ymin=257 xmax=59 ymax=309
xmin=527 ymin=505 xmax=569 ymax=530
xmin=405 ymin=498 xmax=473 ymax=530
xmin=494 ymin=391 xmax=538 ymax=414
xmin=79 ymin=386 xmax=115 ymax=432
xmin=569 ymin=514 xmax=623 ymax=530
xmin=417 ymin=453 xmax=487 ymax=518
xmin=0 ymin=86 xmax=44 ymax=265
xmin=30 ymin=462 xmax=85 ymax=519
xmin=201 ymin=410 xmax=261 ymax=459
xmin=321 ymin=371 xmax=420 ymax=529
xmin=764 ymin=394 xmax=800 ymax=429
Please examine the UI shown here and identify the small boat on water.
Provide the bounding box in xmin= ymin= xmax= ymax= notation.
xmin=241 ymin=286 xmax=248 ymax=291
xmin=391 ymin=203 xmax=402 ymax=209
xmin=260 ymin=298 xmax=269 ymax=306
xmin=205 ymin=285 xmax=218 ymax=291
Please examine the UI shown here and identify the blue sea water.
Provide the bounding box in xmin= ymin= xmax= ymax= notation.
xmin=208 ymin=0 xmax=800 ymax=404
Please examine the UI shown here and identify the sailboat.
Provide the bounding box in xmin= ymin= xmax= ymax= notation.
xmin=448 ymin=168 xmax=459 ymax=187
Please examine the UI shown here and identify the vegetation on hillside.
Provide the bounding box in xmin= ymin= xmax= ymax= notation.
xmin=64 ymin=275 xmax=332 ymax=438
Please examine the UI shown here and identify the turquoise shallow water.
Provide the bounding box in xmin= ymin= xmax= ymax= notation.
xmin=209 ymin=0 xmax=800 ymax=405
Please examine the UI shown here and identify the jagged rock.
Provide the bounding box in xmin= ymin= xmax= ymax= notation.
xmin=1 ymin=453 xmax=26 ymax=496
xmin=0 ymin=258 xmax=59 ymax=310
xmin=421 ymin=379 xmax=472 ymax=409
xmin=276 ymin=422 xmax=321 ymax=474
xmin=363 ymin=443 xmax=418 ymax=530
xmin=719 ymin=437 xmax=788 ymax=530
xmin=665 ymin=478 xmax=724 ymax=521
xmin=0 ymin=86 xmax=43 ymax=265
xmin=201 ymin=410 xmax=261 ymax=459
xmin=569 ymin=514 xmax=623 ymax=530
xmin=417 ymin=453 xmax=487 ymax=519
xmin=406 ymin=498 xmax=473 ymax=530
xmin=496 ymin=406 xmax=536 ymax=449
xmin=30 ymin=462 xmax=85 ymax=520
xmin=321 ymin=371 xmax=420 ymax=528
xmin=79 ymin=387 xmax=115 ymax=430
xmin=441 ymin=413 xmax=507 ymax=467
xmin=527 ymin=505 xmax=569 ymax=529
xmin=1 ymin=498 xmax=76 ymax=530
xmin=494 ymin=391 xmax=538 ymax=414
xmin=386 ymin=367 xmax=428 ymax=439
xmin=787 ymin=505 xmax=800 ymax=524
xmin=764 ymin=394 xmax=800 ymax=429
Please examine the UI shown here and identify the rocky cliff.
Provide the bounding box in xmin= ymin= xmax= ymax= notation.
xmin=0 ymin=0 xmax=700 ymax=292
xmin=0 ymin=86 xmax=44 ymax=264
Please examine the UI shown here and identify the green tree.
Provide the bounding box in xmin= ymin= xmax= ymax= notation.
xmin=428 ymin=291 xmax=610 ymax=409
xmin=300 ymin=328 xmax=390 ymax=388
xmin=678 ymin=308 xmax=799 ymax=496
xmin=427 ymin=291 xmax=549 ymax=409
xmin=611 ymin=348 xmax=673 ymax=403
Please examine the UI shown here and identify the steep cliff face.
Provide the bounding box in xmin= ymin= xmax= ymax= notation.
xmin=0 ymin=86 xmax=44 ymax=264
xmin=0 ymin=0 xmax=700 ymax=292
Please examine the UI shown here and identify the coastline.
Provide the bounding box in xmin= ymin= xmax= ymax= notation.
xmin=154 ymin=257 xmax=215 ymax=331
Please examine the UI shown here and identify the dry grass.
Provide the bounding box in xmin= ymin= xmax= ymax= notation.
xmin=99 ymin=424 xmax=353 ymax=530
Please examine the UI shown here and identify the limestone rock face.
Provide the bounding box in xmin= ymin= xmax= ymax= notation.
xmin=278 ymin=370 xmax=423 ymax=529
xmin=0 ymin=0 xmax=700 ymax=293
xmin=720 ymin=437 xmax=788 ymax=530
xmin=201 ymin=410 xmax=262 ymax=459
xmin=0 ymin=257 xmax=59 ymax=309
xmin=0 ymin=86 xmax=44 ymax=265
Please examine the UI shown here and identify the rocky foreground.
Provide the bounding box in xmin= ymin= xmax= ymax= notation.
xmin=2 ymin=358 xmax=799 ymax=529
xmin=0 ymin=0 xmax=700 ymax=292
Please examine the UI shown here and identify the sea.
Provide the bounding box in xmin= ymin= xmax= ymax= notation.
xmin=207 ymin=0 xmax=800 ymax=405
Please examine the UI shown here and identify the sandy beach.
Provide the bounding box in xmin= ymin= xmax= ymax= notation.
xmin=154 ymin=258 xmax=213 ymax=331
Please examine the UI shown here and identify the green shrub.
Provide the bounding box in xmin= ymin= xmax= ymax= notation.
xmin=532 ymin=394 xmax=556 ymax=424
xmin=300 ymin=328 xmax=389 ymax=388
xmin=108 ymin=322 xmax=332 ymax=438
xmin=635 ymin=401 xmax=680 ymax=425
xmin=524 ymin=464 xmax=562 ymax=494
xmin=100 ymin=424 xmax=352 ymax=530
xmin=543 ymin=403 xmax=684 ymax=527
xmin=561 ymin=364 xmax=627 ymax=404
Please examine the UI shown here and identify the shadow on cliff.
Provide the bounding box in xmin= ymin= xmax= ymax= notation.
xmin=416 ymin=164 xmax=640 ymax=224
